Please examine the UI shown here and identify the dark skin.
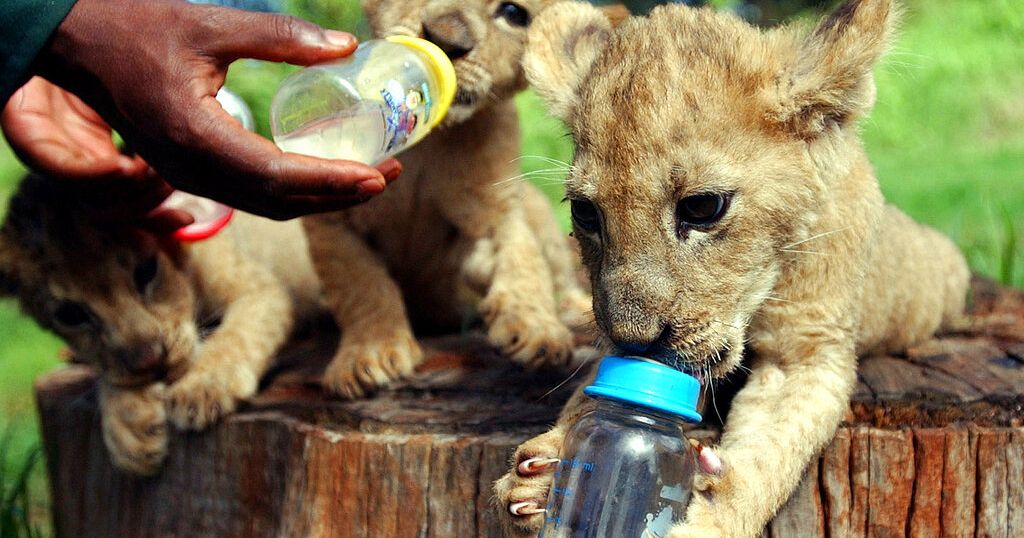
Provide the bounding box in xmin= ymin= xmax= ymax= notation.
xmin=1 ymin=0 xmax=402 ymax=226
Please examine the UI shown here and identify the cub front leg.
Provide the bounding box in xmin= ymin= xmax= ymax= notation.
xmin=475 ymin=207 xmax=574 ymax=369
xmin=494 ymin=381 xmax=596 ymax=537
xmin=494 ymin=426 xmax=567 ymax=537
xmin=99 ymin=380 xmax=168 ymax=476
xmin=166 ymin=244 xmax=294 ymax=430
xmin=304 ymin=215 xmax=422 ymax=399
xmin=669 ymin=340 xmax=857 ymax=538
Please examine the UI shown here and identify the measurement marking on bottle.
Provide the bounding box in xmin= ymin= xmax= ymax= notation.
xmin=560 ymin=458 xmax=596 ymax=472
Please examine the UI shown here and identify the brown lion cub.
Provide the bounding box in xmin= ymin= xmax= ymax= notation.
xmin=0 ymin=174 xmax=321 ymax=475
xmin=303 ymin=0 xmax=593 ymax=399
xmin=495 ymin=1 xmax=969 ymax=536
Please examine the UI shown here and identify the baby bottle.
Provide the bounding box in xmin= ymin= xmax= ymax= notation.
xmin=270 ymin=36 xmax=457 ymax=165
xmin=540 ymin=356 xmax=702 ymax=538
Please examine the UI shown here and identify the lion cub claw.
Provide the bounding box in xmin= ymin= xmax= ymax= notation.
xmin=494 ymin=428 xmax=566 ymax=537
xmin=101 ymin=382 xmax=169 ymax=476
xmin=323 ymin=333 xmax=423 ymax=399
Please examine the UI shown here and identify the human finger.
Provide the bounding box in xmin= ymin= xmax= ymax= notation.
xmin=168 ymin=100 xmax=387 ymax=199
xmin=195 ymin=9 xmax=357 ymax=66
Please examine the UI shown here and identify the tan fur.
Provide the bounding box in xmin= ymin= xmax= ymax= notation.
xmin=303 ymin=0 xmax=592 ymax=399
xmin=495 ymin=1 xmax=970 ymax=536
xmin=0 ymin=174 xmax=321 ymax=475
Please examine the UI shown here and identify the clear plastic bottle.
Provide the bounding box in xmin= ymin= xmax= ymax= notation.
xmin=540 ymin=356 xmax=703 ymax=538
xmin=270 ymin=36 xmax=457 ymax=165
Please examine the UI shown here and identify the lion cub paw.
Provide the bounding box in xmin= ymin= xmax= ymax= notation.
xmin=666 ymin=499 xmax=730 ymax=538
xmin=166 ymin=365 xmax=258 ymax=431
xmin=323 ymin=333 xmax=423 ymax=400
xmin=494 ymin=428 xmax=565 ymax=538
xmin=666 ymin=522 xmax=727 ymax=538
xmin=667 ymin=445 xmax=736 ymax=538
xmin=101 ymin=383 xmax=169 ymax=476
xmin=483 ymin=297 xmax=574 ymax=370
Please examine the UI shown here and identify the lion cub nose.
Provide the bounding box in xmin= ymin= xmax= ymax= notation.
xmin=120 ymin=342 xmax=167 ymax=375
xmin=422 ymin=13 xmax=475 ymax=60
xmin=610 ymin=325 xmax=671 ymax=356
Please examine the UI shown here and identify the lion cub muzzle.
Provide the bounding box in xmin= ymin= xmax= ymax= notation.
xmin=422 ymin=10 xmax=476 ymax=60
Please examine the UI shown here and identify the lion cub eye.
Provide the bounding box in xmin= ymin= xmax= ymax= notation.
xmin=677 ymin=193 xmax=731 ymax=231
xmin=134 ymin=255 xmax=159 ymax=296
xmin=570 ymin=199 xmax=601 ymax=234
xmin=54 ymin=301 xmax=96 ymax=330
xmin=495 ymin=2 xmax=531 ymax=27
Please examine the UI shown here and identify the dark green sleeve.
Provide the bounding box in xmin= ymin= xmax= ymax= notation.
xmin=0 ymin=0 xmax=79 ymax=103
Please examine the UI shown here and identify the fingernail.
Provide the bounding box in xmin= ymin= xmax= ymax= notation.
xmin=118 ymin=156 xmax=140 ymax=176
xmin=357 ymin=179 xmax=385 ymax=195
xmin=518 ymin=457 xmax=560 ymax=475
xmin=325 ymin=30 xmax=355 ymax=48
xmin=509 ymin=502 xmax=546 ymax=516
xmin=378 ymin=160 xmax=403 ymax=182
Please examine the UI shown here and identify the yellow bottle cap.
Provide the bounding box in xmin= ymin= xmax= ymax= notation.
xmin=386 ymin=35 xmax=458 ymax=129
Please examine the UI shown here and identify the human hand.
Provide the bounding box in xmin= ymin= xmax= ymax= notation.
xmin=2 ymin=77 xmax=193 ymax=232
xmin=31 ymin=0 xmax=401 ymax=220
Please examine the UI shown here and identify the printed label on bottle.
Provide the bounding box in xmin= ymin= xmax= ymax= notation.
xmin=380 ymin=79 xmax=430 ymax=154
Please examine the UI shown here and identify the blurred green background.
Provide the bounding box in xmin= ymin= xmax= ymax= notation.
xmin=1 ymin=0 xmax=1021 ymax=534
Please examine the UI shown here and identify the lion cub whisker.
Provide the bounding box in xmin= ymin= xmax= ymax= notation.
xmin=513 ymin=154 xmax=574 ymax=168
xmin=494 ymin=167 xmax=572 ymax=186
xmin=780 ymin=226 xmax=853 ymax=249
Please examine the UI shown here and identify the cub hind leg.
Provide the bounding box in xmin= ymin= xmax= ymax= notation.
xmin=856 ymin=205 xmax=970 ymax=355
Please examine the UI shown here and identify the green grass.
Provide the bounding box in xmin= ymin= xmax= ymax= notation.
xmin=517 ymin=91 xmax=575 ymax=229
xmin=0 ymin=428 xmax=45 ymax=538
xmin=863 ymin=0 xmax=1024 ymax=287
xmin=0 ymin=0 xmax=1020 ymax=531
xmin=0 ymin=140 xmax=60 ymax=536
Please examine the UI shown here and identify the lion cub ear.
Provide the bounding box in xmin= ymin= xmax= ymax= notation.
xmin=768 ymin=0 xmax=898 ymax=138
xmin=524 ymin=2 xmax=624 ymax=121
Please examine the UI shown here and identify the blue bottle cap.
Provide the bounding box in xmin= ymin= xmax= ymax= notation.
xmin=584 ymin=356 xmax=702 ymax=423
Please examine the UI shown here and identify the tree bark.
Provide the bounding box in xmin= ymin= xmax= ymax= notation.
xmin=36 ymin=279 xmax=1024 ymax=537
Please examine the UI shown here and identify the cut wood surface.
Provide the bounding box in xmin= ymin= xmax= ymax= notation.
xmin=36 ymin=279 xmax=1024 ymax=537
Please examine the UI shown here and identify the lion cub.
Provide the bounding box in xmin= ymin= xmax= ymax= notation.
xmin=0 ymin=174 xmax=320 ymax=475
xmin=303 ymin=0 xmax=591 ymax=399
xmin=495 ymin=1 xmax=970 ymax=536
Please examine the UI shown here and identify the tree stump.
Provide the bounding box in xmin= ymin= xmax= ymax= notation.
xmin=36 ymin=279 xmax=1024 ymax=537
